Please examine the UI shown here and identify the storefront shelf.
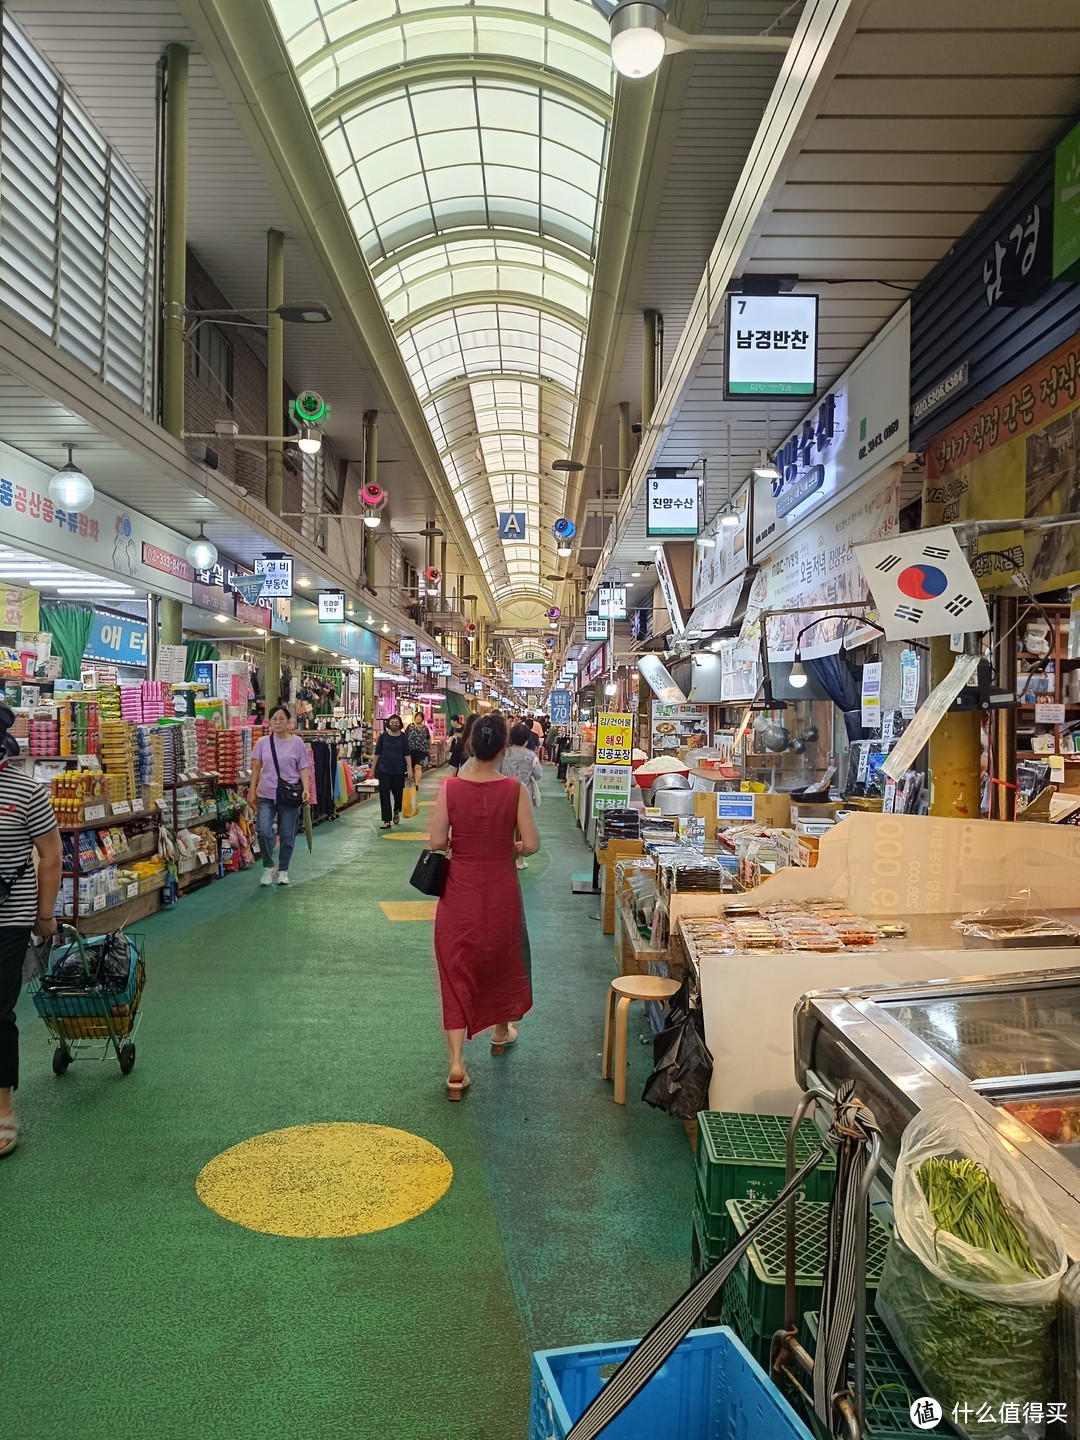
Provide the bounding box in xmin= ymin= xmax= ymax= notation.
xmin=530 ymin=1326 xmax=813 ymax=1440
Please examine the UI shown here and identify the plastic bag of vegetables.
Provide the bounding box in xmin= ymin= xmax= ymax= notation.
xmin=876 ymin=1098 xmax=1067 ymax=1438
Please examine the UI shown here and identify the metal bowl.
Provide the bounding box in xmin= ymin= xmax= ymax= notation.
xmin=641 ymin=771 xmax=691 ymax=803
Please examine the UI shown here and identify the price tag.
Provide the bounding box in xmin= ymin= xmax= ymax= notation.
xmin=131 ymin=799 xmax=144 ymax=813
xmin=92 ymin=895 xmax=107 ymax=913
xmin=127 ymin=882 xmax=139 ymax=899
xmin=84 ymin=804 xmax=107 ymax=823
xmin=78 ymin=754 xmax=101 ymax=771
xmin=111 ymin=801 xmax=131 ymax=816
xmin=197 ymin=851 xmax=208 ymax=866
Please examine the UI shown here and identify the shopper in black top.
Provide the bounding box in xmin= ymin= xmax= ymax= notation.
xmin=0 ymin=703 xmax=62 ymax=1158
xmin=374 ymin=715 xmax=411 ymax=828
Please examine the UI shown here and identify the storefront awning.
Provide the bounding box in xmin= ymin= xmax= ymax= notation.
xmin=685 ymin=569 xmax=756 ymax=637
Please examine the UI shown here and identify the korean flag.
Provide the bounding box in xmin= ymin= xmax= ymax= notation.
xmin=855 ymin=525 xmax=990 ymax=641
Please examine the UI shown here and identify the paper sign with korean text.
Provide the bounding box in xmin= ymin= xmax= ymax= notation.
xmin=592 ymin=764 xmax=632 ymax=817
xmin=596 ymin=713 xmax=634 ymax=766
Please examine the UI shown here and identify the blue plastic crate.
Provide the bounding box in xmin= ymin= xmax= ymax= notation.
xmin=530 ymin=1325 xmax=815 ymax=1440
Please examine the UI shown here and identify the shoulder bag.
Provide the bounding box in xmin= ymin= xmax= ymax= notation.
xmin=410 ymin=848 xmax=448 ymax=896
xmin=269 ymin=734 xmax=304 ymax=809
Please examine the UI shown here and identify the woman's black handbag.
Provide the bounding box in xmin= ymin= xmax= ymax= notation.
xmin=269 ymin=734 xmax=304 ymax=809
xmin=410 ymin=849 xmax=448 ymax=897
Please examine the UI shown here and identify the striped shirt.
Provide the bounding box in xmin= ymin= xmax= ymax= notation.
xmin=0 ymin=765 xmax=58 ymax=926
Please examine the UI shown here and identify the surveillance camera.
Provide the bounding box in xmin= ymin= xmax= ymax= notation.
xmin=631 ymin=423 xmax=643 ymax=434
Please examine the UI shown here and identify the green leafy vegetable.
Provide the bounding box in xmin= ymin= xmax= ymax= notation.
xmin=918 ymin=1157 xmax=1041 ymax=1277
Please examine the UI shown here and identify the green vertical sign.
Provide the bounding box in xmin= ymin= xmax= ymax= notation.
xmin=1053 ymin=117 xmax=1080 ymax=279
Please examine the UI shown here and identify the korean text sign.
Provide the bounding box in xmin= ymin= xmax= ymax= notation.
xmin=596 ymin=712 xmax=633 ymax=766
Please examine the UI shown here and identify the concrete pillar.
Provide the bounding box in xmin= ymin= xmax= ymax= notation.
xmin=159 ymin=595 xmax=183 ymax=648
xmin=161 ymin=44 xmax=188 ymax=438
xmin=618 ymin=401 xmax=631 ymax=497
xmin=265 ymin=635 xmax=280 ymax=711
xmin=266 ymin=228 xmax=285 ymax=517
xmin=928 ymin=636 xmax=982 ymax=819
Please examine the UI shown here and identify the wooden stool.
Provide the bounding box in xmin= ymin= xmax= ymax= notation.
xmin=602 ymin=974 xmax=680 ymax=1104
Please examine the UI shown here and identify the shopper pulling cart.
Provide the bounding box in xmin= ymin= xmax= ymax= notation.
xmin=28 ymin=927 xmax=145 ymax=1077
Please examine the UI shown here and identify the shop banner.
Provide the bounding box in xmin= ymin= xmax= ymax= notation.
xmin=692 ymin=483 xmax=750 ymax=605
xmin=752 ymin=306 xmax=910 ymax=561
xmin=651 ymin=702 xmax=708 ymax=756
xmin=596 ymin=712 xmax=634 ymax=765
xmin=592 ymin=764 xmax=632 ymax=817
xmin=0 ymin=441 xmax=194 ymax=602
xmin=1 ymin=586 xmax=39 ymax=630
xmin=740 ymin=467 xmax=900 ymax=661
xmin=923 ymin=329 xmax=1080 ymax=592
xmin=84 ymin=612 xmax=148 ymax=668
xmin=719 ymin=641 xmax=760 ymax=702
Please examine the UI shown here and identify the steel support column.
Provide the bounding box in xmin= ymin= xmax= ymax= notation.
xmin=161 ymin=44 xmax=188 ymax=438
xmin=928 ymin=636 xmax=982 ymax=819
xmin=991 ymin=594 xmax=1018 ymax=820
xmin=266 ymin=228 xmax=285 ymax=517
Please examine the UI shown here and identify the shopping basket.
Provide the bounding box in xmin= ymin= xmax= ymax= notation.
xmin=28 ymin=926 xmax=145 ymax=1075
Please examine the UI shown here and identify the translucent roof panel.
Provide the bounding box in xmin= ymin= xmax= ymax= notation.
xmin=267 ymin=0 xmax=612 ymax=606
xmin=274 ymin=1 xmax=612 ymax=109
xmin=323 ymin=79 xmax=607 ymax=265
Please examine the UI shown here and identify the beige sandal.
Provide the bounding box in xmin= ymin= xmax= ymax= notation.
xmin=447 ymin=1072 xmax=471 ymax=1102
xmin=0 ymin=1114 xmax=18 ymax=1157
xmin=491 ymin=1024 xmax=519 ymax=1056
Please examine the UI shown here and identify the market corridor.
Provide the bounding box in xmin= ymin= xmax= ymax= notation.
xmin=1 ymin=770 xmax=692 ymax=1440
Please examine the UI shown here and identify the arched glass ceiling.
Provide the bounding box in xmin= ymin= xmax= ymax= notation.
xmin=270 ymin=0 xmax=612 ymax=607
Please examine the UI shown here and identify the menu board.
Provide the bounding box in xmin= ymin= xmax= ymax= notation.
xmin=651 ymin=701 xmax=709 ymax=756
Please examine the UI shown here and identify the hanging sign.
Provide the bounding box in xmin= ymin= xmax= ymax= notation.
xmin=498 ymin=512 xmax=526 ymax=540
xmin=900 ymin=648 xmax=920 ymax=718
xmin=550 ymin=690 xmax=572 ymax=725
xmin=512 ymin=660 xmax=544 ymax=689
xmin=861 ymin=660 xmax=882 ymax=730
xmin=254 ymin=556 xmax=293 ymax=599
xmin=420 ymin=649 xmax=434 ymax=669
xmin=585 ymin=613 xmax=608 ymax=640
xmin=646 ymin=474 xmax=699 ymax=538
xmin=318 ymin=591 xmax=346 ymax=623
xmin=597 ymin=585 xmax=627 ymax=620
xmin=596 ymin=712 xmax=634 ymax=765
xmin=230 ymin=573 xmax=266 ymax=606
xmin=725 ymin=293 xmax=818 ymax=398
xmin=399 ymin=636 xmax=417 ymax=658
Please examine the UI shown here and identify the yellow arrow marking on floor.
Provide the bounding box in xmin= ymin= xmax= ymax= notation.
xmin=196 ymin=1123 xmax=453 ymax=1238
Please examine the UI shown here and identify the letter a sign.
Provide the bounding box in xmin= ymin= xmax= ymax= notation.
xmin=498 ymin=511 xmax=526 ymax=541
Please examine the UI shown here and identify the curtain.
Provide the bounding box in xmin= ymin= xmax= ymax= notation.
xmin=805 ymin=654 xmax=865 ymax=742
xmin=40 ymin=603 xmax=94 ymax=680
xmin=184 ymin=640 xmax=220 ymax=683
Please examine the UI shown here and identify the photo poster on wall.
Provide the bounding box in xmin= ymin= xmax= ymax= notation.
xmin=651 ymin=701 xmax=709 ymax=755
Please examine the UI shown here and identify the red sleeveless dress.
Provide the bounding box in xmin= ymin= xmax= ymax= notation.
xmin=434 ymin=776 xmax=533 ymax=1037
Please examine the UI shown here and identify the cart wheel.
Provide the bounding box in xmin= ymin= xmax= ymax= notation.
xmin=52 ymin=1047 xmax=70 ymax=1076
xmin=118 ymin=1044 xmax=136 ymax=1075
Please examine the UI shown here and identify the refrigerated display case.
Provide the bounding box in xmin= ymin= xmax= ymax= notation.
xmin=795 ymin=967 xmax=1080 ymax=1437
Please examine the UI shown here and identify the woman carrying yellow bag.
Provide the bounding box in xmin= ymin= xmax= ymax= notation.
xmin=401 ymin=783 xmax=420 ymax=820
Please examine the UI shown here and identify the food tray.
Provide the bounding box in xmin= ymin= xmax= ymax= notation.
xmin=727 ymin=1198 xmax=891 ymax=1344
xmin=696 ymin=1111 xmax=836 ymax=1217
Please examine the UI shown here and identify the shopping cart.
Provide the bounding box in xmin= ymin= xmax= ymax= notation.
xmin=27 ymin=926 xmax=145 ymax=1076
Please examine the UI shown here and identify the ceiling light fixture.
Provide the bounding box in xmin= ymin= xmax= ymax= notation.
xmin=363 ymin=513 xmax=382 ymax=529
xmin=48 ymin=445 xmax=95 ymax=513
xmin=556 ymin=543 xmax=573 ymax=558
xmin=296 ymin=425 xmax=322 ymax=455
xmin=609 ymin=1 xmax=667 ymax=77
xmin=366 ymin=613 xmax=374 ymax=624
xmin=753 ymin=449 xmax=781 ymax=481
xmin=789 ymin=655 xmax=808 ymax=688
xmin=309 ymin=644 xmax=319 ymax=653
xmin=185 ymin=525 xmax=218 ymax=571
xmin=214 ymin=614 xmax=229 ymax=624
xmin=296 ymin=578 xmax=312 ymax=589
xmin=695 ymin=534 xmax=716 ymax=548
xmin=720 ymin=510 xmax=741 ymax=528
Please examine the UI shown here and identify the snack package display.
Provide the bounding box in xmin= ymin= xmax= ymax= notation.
xmin=876 ymin=1099 xmax=1067 ymax=1440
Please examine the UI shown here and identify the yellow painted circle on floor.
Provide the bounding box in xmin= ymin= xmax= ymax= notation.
xmin=195 ymin=1123 xmax=453 ymax=1238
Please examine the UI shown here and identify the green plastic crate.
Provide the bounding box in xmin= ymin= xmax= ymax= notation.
xmin=695 ymin=1112 xmax=836 ymax=1223
xmin=803 ymin=1310 xmax=930 ymax=1440
xmin=720 ymin=1268 xmax=769 ymax=1368
xmin=726 ymin=1198 xmax=891 ymax=1347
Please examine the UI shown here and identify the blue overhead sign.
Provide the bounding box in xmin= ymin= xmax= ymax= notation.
xmin=550 ymin=690 xmax=571 ymax=725
xmin=498 ymin=511 xmax=526 ymax=541
xmin=83 ymin=611 xmax=148 ymax=668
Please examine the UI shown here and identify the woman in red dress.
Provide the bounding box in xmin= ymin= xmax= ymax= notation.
xmin=429 ymin=712 xmax=540 ymax=1099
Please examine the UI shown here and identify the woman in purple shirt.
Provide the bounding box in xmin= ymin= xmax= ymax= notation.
xmin=247 ymin=705 xmax=311 ymax=887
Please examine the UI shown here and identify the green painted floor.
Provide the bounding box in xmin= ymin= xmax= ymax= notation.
xmin=1 ymin=769 xmax=694 ymax=1440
